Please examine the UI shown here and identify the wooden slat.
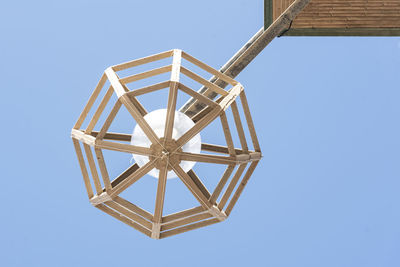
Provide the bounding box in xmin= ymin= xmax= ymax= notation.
xmin=74 ymin=74 xmax=107 ymax=129
xmin=209 ymin=165 xmax=235 ymax=204
xmin=174 ymin=107 xmax=221 ymax=151
xmin=114 ymin=196 xmax=153 ymax=221
xmin=164 ymin=81 xmax=178 ymax=142
xmin=83 ymin=144 xmax=103 ymax=195
xmin=105 ymin=201 xmax=153 ymax=230
xmin=97 ymin=100 xmax=122 ymax=140
xmin=218 ymin=163 xmax=247 ymax=210
xmin=178 ymin=83 xmax=217 ymax=108
xmin=96 ymin=204 xmax=152 ymax=237
xmin=230 ymin=102 xmax=249 ymax=153
xmin=112 ymin=50 xmax=174 ymax=71
xmin=120 ymin=94 xmax=162 ymax=146
xmin=94 ymin=148 xmax=112 ymax=192
xmin=85 ymin=86 xmax=114 ymax=134
xmin=111 ymin=159 xmax=157 ymax=197
xmin=180 ymin=67 xmax=228 ymax=96
xmin=160 ymin=218 xmax=220 ymax=239
xmin=153 ymin=164 xmax=168 ymax=223
xmin=220 ymin=112 xmax=236 ymax=156
xmin=161 ymin=213 xmax=213 ymax=232
xmin=72 ymin=139 xmax=94 ymax=198
xmin=177 ymin=152 xmax=237 ymax=165
xmin=187 ymin=170 xmax=211 ymax=200
xmin=169 ymin=163 xmax=212 ymax=209
xmin=110 ymin=164 xmax=140 ymax=188
xmin=239 ymin=91 xmax=261 ymax=152
xmin=201 ymin=143 xmax=245 ymax=155
xmin=162 ymin=206 xmax=205 ymax=223
xmin=96 ymin=140 xmax=154 ymax=156
xmin=181 ymin=51 xmax=238 ymax=86
xmin=105 ymin=68 xmax=127 ymax=97
xmin=90 ymin=131 xmax=131 ymax=142
xmin=120 ymin=65 xmax=172 ymax=84
xmin=126 ymin=81 xmax=170 ymax=97
xmin=225 ymin=161 xmax=259 ymax=215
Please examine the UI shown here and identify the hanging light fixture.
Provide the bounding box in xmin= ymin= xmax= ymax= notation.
xmin=71 ymin=49 xmax=261 ymax=239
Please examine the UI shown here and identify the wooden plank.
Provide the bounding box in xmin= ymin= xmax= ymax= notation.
xmin=160 ymin=218 xmax=220 ymax=239
xmin=83 ymin=144 xmax=103 ymax=195
xmin=218 ymin=84 xmax=243 ymax=111
xmin=180 ymin=67 xmax=228 ymax=96
xmin=120 ymin=65 xmax=172 ymax=84
xmin=239 ymin=91 xmax=261 ymax=152
xmin=153 ymin=164 xmax=168 ymax=224
xmin=120 ymin=94 xmax=162 ymax=146
xmin=181 ymin=51 xmax=238 ymax=86
xmin=126 ymin=94 xmax=148 ymax=116
xmin=164 ymin=81 xmax=179 ymax=142
xmin=218 ymin=163 xmax=247 ymax=210
xmin=110 ymin=158 xmax=157 ymax=197
xmin=114 ymin=196 xmax=153 ymax=221
xmin=73 ymin=74 xmax=107 ymax=129
xmin=225 ymin=161 xmax=259 ymax=215
xmin=169 ymin=163 xmax=212 ymax=209
xmin=111 ymin=50 xmax=174 ymax=71
xmin=90 ymin=131 xmax=131 ymax=142
xmin=187 ymin=170 xmax=211 ymax=200
xmin=220 ymin=112 xmax=236 ymax=156
xmin=72 ymin=139 xmax=94 ymax=198
xmin=105 ymin=67 xmax=127 ymax=98
xmin=96 ymin=204 xmax=152 ymax=237
xmin=174 ymin=107 xmax=221 ymax=151
xmin=96 ymin=140 xmax=154 ymax=156
xmin=106 ymin=201 xmax=153 ymax=230
xmin=284 ymin=27 xmax=400 ymax=36
xmin=97 ymin=100 xmax=122 ymax=140
xmin=170 ymin=49 xmax=182 ymax=82
xmin=126 ymin=81 xmax=170 ymax=97
xmin=209 ymin=165 xmax=235 ymax=204
xmin=110 ymin=164 xmax=140 ymax=188
xmin=178 ymin=83 xmax=217 ymax=108
xmin=162 ymin=206 xmax=205 ymax=223
xmin=161 ymin=213 xmax=213 ymax=232
xmin=201 ymin=143 xmax=246 ymax=155
xmin=85 ymin=86 xmax=114 ymax=134
xmin=177 ymin=152 xmax=237 ymax=165
xmin=230 ymin=101 xmax=249 ymax=153
xmin=94 ymin=148 xmax=112 ymax=193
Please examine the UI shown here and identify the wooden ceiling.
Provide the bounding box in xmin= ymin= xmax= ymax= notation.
xmin=265 ymin=0 xmax=400 ymax=36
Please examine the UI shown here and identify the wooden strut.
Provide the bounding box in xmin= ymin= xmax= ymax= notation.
xmin=71 ymin=14 xmax=289 ymax=236
xmin=179 ymin=0 xmax=311 ymax=117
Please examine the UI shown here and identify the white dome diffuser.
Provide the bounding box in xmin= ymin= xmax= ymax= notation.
xmin=131 ymin=109 xmax=201 ymax=179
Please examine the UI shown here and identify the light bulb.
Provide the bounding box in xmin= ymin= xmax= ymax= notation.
xmin=131 ymin=109 xmax=201 ymax=179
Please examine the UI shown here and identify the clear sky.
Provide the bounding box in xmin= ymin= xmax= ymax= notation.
xmin=1 ymin=1 xmax=400 ymax=266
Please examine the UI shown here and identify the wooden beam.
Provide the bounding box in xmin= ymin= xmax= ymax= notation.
xmin=180 ymin=67 xmax=228 ymax=96
xmin=114 ymin=196 xmax=153 ymax=221
xmin=120 ymin=65 xmax=172 ymax=85
xmin=218 ymin=163 xmax=247 ymax=210
xmin=220 ymin=112 xmax=236 ymax=156
xmin=83 ymin=144 xmax=103 ymax=195
xmin=110 ymin=159 xmax=157 ymax=197
xmin=169 ymin=163 xmax=212 ymax=210
xmin=177 ymin=152 xmax=237 ymax=165
xmin=178 ymin=83 xmax=218 ymax=109
xmin=72 ymin=139 xmax=94 ymax=198
xmin=239 ymin=91 xmax=261 ymax=152
xmin=97 ymin=100 xmax=122 ymax=140
xmin=159 ymin=218 xmax=220 ymax=239
xmin=95 ymin=140 xmax=154 ymax=156
xmin=161 ymin=213 xmax=213 ymax=232
xmin=111 ymin=50 xmax=173 ymax=71
xmin=74 ymin=74 xmax=107 ymax=129
xmin=162 ymin=206 xmax=205 ymax=224
xmin=125 ymin=81 xmax=170 ymax=97
xmin=94 ymin=148 xmax=112 ymax=193
xmin=225 ymin=161 xmax=259 ymax=215
xmin=85 ymin=86 xmax=114 ymax=134
xmin=187 ymin=170 xmax=211 ymax=200
xmin=180 ymin=0 xmax=311 ymax=117
xmin=209 ymin=165 xmax=235 ymax=204
xmin=96 ymin=204 xmax=152 ymax=237
xmin=105 ymin=201 xmax=153 ymax=230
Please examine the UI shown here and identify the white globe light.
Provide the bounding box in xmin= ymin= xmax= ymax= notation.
xmin=131 ymin=109 xmax=201 ymax=179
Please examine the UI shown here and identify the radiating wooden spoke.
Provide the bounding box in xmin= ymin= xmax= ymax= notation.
xmin=177 ymin=151 xmax=237 ymax=165
xmin=95 ymin=140 xmax=155 ymax=157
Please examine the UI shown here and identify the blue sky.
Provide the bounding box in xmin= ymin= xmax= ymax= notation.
xmin=1 ymin=1 xmax=400 ymax=266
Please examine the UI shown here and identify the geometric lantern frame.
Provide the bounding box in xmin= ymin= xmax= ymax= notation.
xmin=71 ymin=49 xmax=262 ymax=239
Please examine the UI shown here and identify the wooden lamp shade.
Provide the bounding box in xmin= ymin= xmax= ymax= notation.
xmin=71 ymin=49 xmax=262 ymax=239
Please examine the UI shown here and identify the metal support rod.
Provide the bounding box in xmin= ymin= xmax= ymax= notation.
xmin=180 ymin=0 xmax=311 ymax=117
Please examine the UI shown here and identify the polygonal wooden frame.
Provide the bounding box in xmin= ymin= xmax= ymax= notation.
xmin=71 ymin=49 xmax=262 ymax=239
